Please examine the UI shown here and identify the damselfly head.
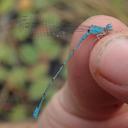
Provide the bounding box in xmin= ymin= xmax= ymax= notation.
xmin=106 ymin=24 xmax=112 ymax=31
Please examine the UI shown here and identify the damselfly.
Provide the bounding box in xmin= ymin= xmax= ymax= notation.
xmin=33 ymin=24 xmax=113 ymax=119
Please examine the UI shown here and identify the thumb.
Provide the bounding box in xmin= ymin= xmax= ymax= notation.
xmin=90 ymin=31 xmax=128 ymax=103
xmin=40 ymin=15 xmax=128 ymax=128
xmin=64 ymin=15 xmax=128 ymax=119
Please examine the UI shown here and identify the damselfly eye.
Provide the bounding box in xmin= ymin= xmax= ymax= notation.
xmin=88 ymin=29 xmax=90 ymax=32
xmin=106 ymin=24 xmax=112 ymax=30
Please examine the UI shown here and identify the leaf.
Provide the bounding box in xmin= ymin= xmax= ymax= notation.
xmin=12 ymin=25 xmax=30 ymax=41
xmin=0 ymin=43 xmax=17 ymax=65
xmin=13 ymin=12 xmax=34 ymax=40
xmin=41 ymin=11 xmax=61 ymax=28
xmin=34 ymin=0 xmax=59 ymax=9
xmin=9 ymin=105 xmax=27 ymax=122
xmin=30 ymin=64 xmax=48 ymax=80
xmin=19 ymin=44 xmax=38 ymax=65
xmin=17 ymin=12 xmax=34 ymax=29
xmin=7 ymin=67 xmax=27 ymax=89
xmin=28 ymin=78 xmax=50 ymax=100
xmin=0 ymin=0 xmax=14 ymax=14
xmin=0 ymin=67 xmax=8 ymax=81
xmin=32 ymin=0 xmax=53 ymax=10
xmin=34 ymin=36 xmax=61 ymax=59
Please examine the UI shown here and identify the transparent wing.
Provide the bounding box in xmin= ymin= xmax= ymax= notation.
xmin=75 ymin=25 xmax=90 ymax=32
xmin=43 ymin=24 xmax=90 ymax=33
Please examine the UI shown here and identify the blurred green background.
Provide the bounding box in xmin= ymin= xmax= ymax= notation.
xmin=0 ymin=0 xmax=127 ymax=124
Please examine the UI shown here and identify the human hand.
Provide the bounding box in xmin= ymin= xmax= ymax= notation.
xmin=38 ymin=15 xmax=128 ymax=128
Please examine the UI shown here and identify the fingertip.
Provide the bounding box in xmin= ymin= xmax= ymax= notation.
xmin=68 ymin=15 xmax=128 ymax=90
xmin=90 ymin=32 xmax=128 ymax=103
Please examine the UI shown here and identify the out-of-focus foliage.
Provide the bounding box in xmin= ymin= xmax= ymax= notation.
xmin=0 ymin=0 xmax=128 ymax=122
xmin=0 ymin=67 xmax=8 ymax=81
xmin=28 ymin=78 xmax=49 ymax=100
xmin=42 ymin=11 xmax=61 ymax=27
xmin=19 ymin=44 xmax=38 ymax=65
xmin=7 ymin=67 xmax=27 ymax=89
xmin=34 ymin=36 xmax=61 ymax=59
xmin=0 ymin=43 xmax=17 ymax=65
xmin=8 ymin=105 xmax=27 ymax=122
xmin=0 ymin=0 xmax=14 ymax=14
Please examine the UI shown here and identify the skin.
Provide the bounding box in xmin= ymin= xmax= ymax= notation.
xmin=38 ymin=15 xmax=128 ymax=128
